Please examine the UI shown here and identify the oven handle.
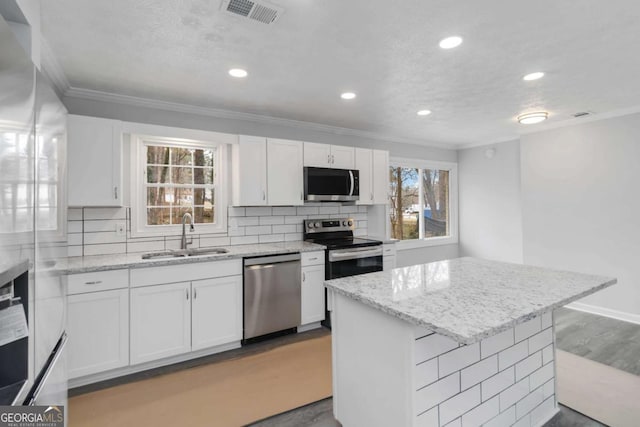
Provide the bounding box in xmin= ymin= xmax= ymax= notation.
xmin=349 ymin=170 xmax=354 ymax=196
xmin=329 ymin=246 xmax=383 ymax=262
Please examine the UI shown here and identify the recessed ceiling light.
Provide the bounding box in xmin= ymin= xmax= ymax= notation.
xmin=517 ymin=112 xmax=548 ymax=124
xmin=417 ymin=110 xmax=432 ymax=116
xmin=523 ymin=72 xmax=545 ymax=81
xmin=341 ymin=92 xmax=356 ymax=100
xmin=228 ymin=68 xmax=248 ymax=78
xmin=439 ymin=36 xmax=463 ymax=49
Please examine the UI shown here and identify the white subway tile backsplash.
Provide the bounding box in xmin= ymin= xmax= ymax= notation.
xmin=83 ymin=207 xmax=126 ymax=220
xmin=166 ymin=236 xmax=199 ymax=250
xmin=482 ymin=367 xmax=515 ymax=401
xmin=515 ymin=317 xmax=542 ymax=343
xmin=83 ymin=220 xmax=120 ymax=233
xmin=542 ymin=345 xmax=554 ymax=365
xmin=415 ymin=334 xmax=459 ymax=363
xmin=515 ymin=352 xmax=542 ymax=381
xmin=230 ymin=217 xmax=259 ymax=227
xmin=126 ymin=240 xmax=165 ymax=253
xmin=68 ymin=208 xmax=83 ymax=220
xmin=443 ymin=418 xmax=461 ymax=427
xmin=339 ymin=205 xmax=358 ymax=213
xmin=83 ymin=231 xmax=126 ymax=245
xmin=285 ymin=215 xmax=307 ymax=224
xmin=461 ymin=355 xmax=498 ymax=390
xmin=541 ymin=312 xmax=552 ymax=329
xmin=498 ymin=341 xmax=528 ymax=371
xmin=246 ymin=206 xmax=272 ymax=216
xmin=284 ymin=233 xmax=303 ymax=241
xmin=297 ymin=206 xmax=318 ymax=215
xmin=230 ymin=236 xmax=259 ymax=245
xmin=515 ymin=387 xmax=544 ymax=419
xmin=318 ymin=206 xmax=340 ymax=214
xmin=530 ymin=396 xmax=555 ymax=426
xmin=416 ymin=358 xmax=438 ymax=390
xmin=245 ymin=225 xmax=272 ymax=235
xmin=354 ymin=228 xmax=367 ymax=237
xmin=259 ymin=216 xmax=285 ymax=225
xmin=461 ymin=395 xmax=499 ymax=427
xmin=528 ymin=328 xmax=553 ymax=354
xmin=415 ymin=406 xmax=438 ymax=427
xmin=512 ymin=413 xmax=530 ymax=427
xmin=272 ymin=224 xmax=297 ymax=234
xmin=68 ymin=233 xmax=83 ymax=246
xmin=83 ymin=243 xmax=127 ymax=256
xmin=200 ymin=236 xmax=231 ymax=247
xmin=542 ymin=379 xmax=554 ymax=399
xmin=259 ymin=234 xmax=284 ymax=243
xmin=68 ymin=221 xmax=83 ymax=233
xmin=272 ymin=206 xmax=297 ymax=215
xmin=499 ymin=377 xmax=529 ymax=411
xmin=481 ymin=328 xmax=515 ymax=358
xmin=228 ymin=227 xmax=245 ymax=237
xmin=529 ymin=362 xmax=554 ymax=391
xmin=228 ymin=207 xmax=245 ymax=217
xmin=439 ymin=385 xmax=481 ymax=425
xmin=483 ymin=405 xmax=516 ymax=427
xmin=439 ymin=343 xmax=480 ymax=378
xmin=416 ymin=372 xmax=460 ymax=414
xmin=67 ymin=246 xmax=82 ymax=257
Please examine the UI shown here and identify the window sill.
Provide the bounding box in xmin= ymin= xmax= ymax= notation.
xmin=395 ymin=236 xmax=458 ymax=250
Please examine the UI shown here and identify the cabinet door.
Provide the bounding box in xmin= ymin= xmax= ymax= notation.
xmin=303 ymin=141 xmax=331 ymax=167
xmin=67 ymin=115 xmax=122 ymax=207
xmin=130 ymin=282 xmax=191 ymax=365
xmin=331 ymin=145 xmax=356 ymax=169
xmin=191 ymin=276 xmax=242 ymax=351
xmin=355 ymin=148 xmax=373 ymax=205
xmin=267 ymin=138 xmax=304 ymax=206
xmin=372 ymin=149 xmax=390 ymax=204
xmin=232 ymin=135 xmax=267 ymax=206
xmin=383 ymin=256 xmax=397 ymax=271
xmin=301 ymin=264 xmax=326 ymax=324
xmin=67 ymin=289 xmax=129 ymax=378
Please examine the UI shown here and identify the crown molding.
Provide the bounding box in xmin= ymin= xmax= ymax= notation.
xmin=63 ymin=86 xmax=460 ymax=150
xmin=40 ymin=37 xmax=70 ymax=96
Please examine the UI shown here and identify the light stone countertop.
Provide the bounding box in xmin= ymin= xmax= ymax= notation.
xmin=325 ymin=257 xmax=616 ymax=345
xmin=56 ymin=241 xmax=326 ymax=275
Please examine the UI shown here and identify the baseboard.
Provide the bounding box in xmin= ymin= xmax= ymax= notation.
xmin=531 ymin=406 xmax=560 ymax=427
xmin=297 ymin=322 xmax=322 ymax=333
xmin=565 ymin=302 xmax=640 ymax=325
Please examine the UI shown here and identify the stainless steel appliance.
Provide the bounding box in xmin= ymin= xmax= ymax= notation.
xmin=304 ymin=167 xmax=359 ymax=202
xmin=243 ymin=253 xmax=301 ymax=341
xmin=303 ymin=218 xmax=382 ymax=327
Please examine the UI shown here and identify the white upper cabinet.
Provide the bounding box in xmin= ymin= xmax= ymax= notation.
xmin=303 ymin=142 xmax=355 ymax=169
xmin=267 ymin=138 xmax=304 ymax=206
xmin=372 ymin=149 xmax=389 ymax=204
xmin=232 ymin=135 xmax=267 ymax=206
xmin=356 ymin=148 xmax=373 ymax=205
xmin=67 ymin=115 xmax=123 ymax=207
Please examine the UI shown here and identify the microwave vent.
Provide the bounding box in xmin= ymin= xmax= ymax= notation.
xmin=221 ymin=0 xmax=282 ymax=24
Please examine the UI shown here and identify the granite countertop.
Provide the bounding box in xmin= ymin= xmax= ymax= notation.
xmin=57 ymin=241 xmax=326 ymax=275
xmin=325 ymin=257 xmax=616 ymax=345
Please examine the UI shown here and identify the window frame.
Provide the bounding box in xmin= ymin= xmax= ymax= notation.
xmin=388 ymin=157 xmax=458 ymax=249
xmin=130 ymin=134 xmax=228 ymax=237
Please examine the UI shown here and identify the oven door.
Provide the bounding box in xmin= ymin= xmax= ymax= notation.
xmin=304 ymin=167 xmax=359 ymax=202
xmin=327 ymin=246 xmax=383 ymax=279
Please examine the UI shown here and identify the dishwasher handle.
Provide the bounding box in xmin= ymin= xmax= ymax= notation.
xmin=244 ymin=253 xmax=301 ymax=266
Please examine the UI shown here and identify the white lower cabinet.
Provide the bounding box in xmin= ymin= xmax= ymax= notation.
xmin=383 ymin=243 xmax=397 ymax=271
xmin=301 ymin=251 xmax=326 ymax=325
xmin=130 ymin=282 xmax=192 ymax=365
xmin=191 ymin=276 xmax=242 ymax=351
xmin=67 ymin=288 xmax=129 ymax=379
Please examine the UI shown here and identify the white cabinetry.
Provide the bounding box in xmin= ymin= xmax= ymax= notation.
xmin=372 ymin=149 xmax=390 ymax=204
xmin=191 ymin=276 xmax=242 ymax=351
xmin=267 ymin=138 xmax=304 ymax=206
xmin=304 ymin=142 xmax=355 ymax=169
xmin=232 ymin=135 xmax=267 ymax=206
xmin=67 ymin=115 xmax=123 ymax=206
xmin=383 ymin=243 xmax=397 ymax=271
xmin=301 ymin=251 xmax=326 ymax=325
xmin=67 ymin=288 xmax=129 ymax=379
xmin=356 ymin=148 xmax=373 ymax=205
xmin=130 ymin=282 xmax=192 ymax=365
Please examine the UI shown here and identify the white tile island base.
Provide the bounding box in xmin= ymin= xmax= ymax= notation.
xmin=330 ymin=294 xmax=558 ymax=427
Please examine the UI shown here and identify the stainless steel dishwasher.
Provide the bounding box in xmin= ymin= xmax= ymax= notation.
xmin=243 ymin=253 xmax=301 ymax=341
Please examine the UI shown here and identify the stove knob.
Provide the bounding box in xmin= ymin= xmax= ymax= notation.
xmin=342 ymin=220 xmax=347 ymax=226
xmin=307 ymin=222 xmax=314 ymax=228
xmin=314 ymin=222 xmax=320 ymax=228
xmin=348 ymin=220 xmax=353 ymax=226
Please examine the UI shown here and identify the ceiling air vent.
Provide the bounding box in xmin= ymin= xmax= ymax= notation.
xmin=573 ymin=111 xmax=592 ymax=118
xmin=221 ymin=0 xmax=283 ymax=24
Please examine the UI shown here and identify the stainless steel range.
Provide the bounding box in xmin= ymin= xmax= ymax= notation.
xmin=303 ymin=218 xmax=382 ymax=327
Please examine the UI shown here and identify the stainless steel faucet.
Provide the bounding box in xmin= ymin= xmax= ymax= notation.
xmin=181 ymin=212 xmax=195 ymax=250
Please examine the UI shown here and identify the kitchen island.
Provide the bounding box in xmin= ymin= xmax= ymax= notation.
xmin=325 ymin=257 xmax=616 ymax=427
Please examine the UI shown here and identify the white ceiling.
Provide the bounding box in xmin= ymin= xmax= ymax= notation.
xmin=40 ymin=0 xmax=640 ymax=147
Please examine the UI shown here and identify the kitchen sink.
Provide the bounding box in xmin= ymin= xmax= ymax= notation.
xmin=141 ymin=248 xmax=229 ymax=259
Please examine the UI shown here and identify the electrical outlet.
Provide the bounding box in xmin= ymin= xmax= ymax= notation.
xmin=116 ymin=222 xmax=126 ymax=237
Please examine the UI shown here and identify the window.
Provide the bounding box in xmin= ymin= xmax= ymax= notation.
xmin=388 ymin=159 xmax=458 ymax=247
xmin=131 ymin=135 xmax=228 ymax=236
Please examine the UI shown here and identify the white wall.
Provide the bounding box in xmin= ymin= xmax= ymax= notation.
xmin=521 ymin=113 xmax=640 ymax=321
xmin=458 ymin=140 xmax=523 ymax=263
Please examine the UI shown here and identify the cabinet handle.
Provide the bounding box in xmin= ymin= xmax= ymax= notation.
xmin=114 ymin=186 xmax=118 ymax=200
xmin=308 ymin=257 xmax=318 ymax=261
xmin=186 ymin=289 xmax=189 ymax=300
xmin=327 ymin=154 xmax=331 ymax=164
xmin=84 ymin=280 xmax=102 ymax=285
xmin=331 ymin=154 xmax=335 ymax=164
xmin=303 ymin=272 xmax=306 ymax=282
xmin=262 ymin=191 xmax=266 ymax=200
xmin=194 ymin=289 xmax=197 ymax=299
xmin=300 ymin=191 xmax=303 ymax=200
xmin=371 ymin=192 xmax=373 ymax=201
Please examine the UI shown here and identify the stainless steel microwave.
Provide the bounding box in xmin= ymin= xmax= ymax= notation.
xmin=304 ymin=167 xmax=359 ymax=202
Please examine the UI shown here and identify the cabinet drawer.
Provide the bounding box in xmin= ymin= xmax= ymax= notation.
xmin=130 ymin=259 xmax=242 ymax=287
xmin=68 ymin=269 xmax=129 ymax=295
xmin=301 ymin=251 xmax=324 ymax=266
xmin=382 ymin=244 xmax=397 ymax=256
